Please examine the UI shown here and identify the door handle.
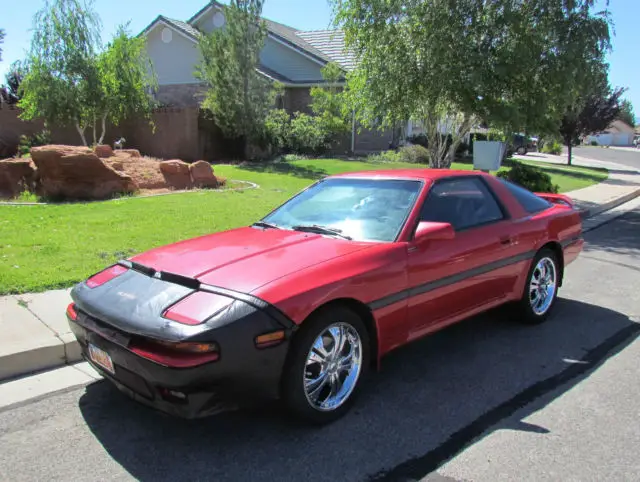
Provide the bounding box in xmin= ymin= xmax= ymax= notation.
xmin=500 ymin=236 xmax=512 ymax=245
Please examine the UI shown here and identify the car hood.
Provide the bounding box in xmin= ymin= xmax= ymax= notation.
xmin=129 ymin=227 xmax=374 ymax=294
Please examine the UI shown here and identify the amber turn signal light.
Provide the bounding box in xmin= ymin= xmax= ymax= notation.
xmin=66 ymin=303 xmax=78 ymax=321
xmin=255 ymin=330 xmax=286 ymax=348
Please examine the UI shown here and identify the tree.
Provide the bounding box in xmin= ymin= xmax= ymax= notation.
xmin=332 ymin=0 xmax=612 ymax=168
xmin=195 ymin=0 xmax=278 ymax=155
xmin=618 ymin=99 xmax=636 ymax=127
xmin=19 ymin=1 xmax=156 ymax=145
xmin=0 ymin=60 xmax=26 ymax=105
xmin=90 ymin=26 xmax=157 ymax=144
xmin=19 ymin=0 xmax=101 ymax=144
xmin=310 ymin=62 xmax=350 ymax=147
xmin=559 ymin=85 xmax=624 ymax=164
xmin=0 ymin=28 xmax=5 ymax=62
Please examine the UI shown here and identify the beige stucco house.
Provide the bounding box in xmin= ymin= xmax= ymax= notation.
xmin=140 ymin=1 xmax=392 ymax=152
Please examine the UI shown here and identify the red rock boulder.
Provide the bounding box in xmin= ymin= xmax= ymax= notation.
xmin=0 ymin=158 xmax=39 ymax=199
xmin=94 ymin=144 xmax=114 ymax=158
xmin=30 ymin=145 xmax=138 ymax=200
xmin=190 ymin=160 xmax=219 ymax=188
xmin=159 ymin=160 xmax=193 ymax=190
xmin=116 ymin=149 xmax=141 ymax=158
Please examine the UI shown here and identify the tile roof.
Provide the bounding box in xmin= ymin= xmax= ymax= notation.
xmin=296 ymin=30 xmax=357 ymax=71
xmin=161 ymin=16 xmax=202 ymax=40
xmin=262 ymin=19 xmax=333 ymax=65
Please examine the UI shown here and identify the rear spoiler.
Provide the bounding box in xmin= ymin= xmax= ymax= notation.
xmin=534 ymin=192 xmax=575 ymax=208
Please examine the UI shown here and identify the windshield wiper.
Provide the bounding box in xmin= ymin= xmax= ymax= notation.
xmin=292 ymin=224 xmax=352 ymax=240
xmin=252 ymin=221 xmax=281 ymax=230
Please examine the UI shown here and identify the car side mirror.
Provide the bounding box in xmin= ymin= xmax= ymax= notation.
xmin=413 ymin=221 xmax=455 ymax=244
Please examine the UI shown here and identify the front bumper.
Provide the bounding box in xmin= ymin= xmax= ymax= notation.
xmin=68 ymin=307 xmax=292 ymax=419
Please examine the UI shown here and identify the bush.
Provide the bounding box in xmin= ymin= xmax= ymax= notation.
xmin=407 ymin=133 xmax=469 ymax=157
xmin=399 ymin=144 xmax=429 ymax=163
xmin=263 ymin=109 xmax=291 ymax=152
xmin=368 ymin=144 xmax=430 ymax=164
xmin=263 ymin=110 xmax=328 ymax=156
xmin=288 ymin=113 xmax=328 ymax=155
xmin=497 ymin=161 xmax=559 ymax=193
xmin=541 ymin=140 xmax=562 ymax=155
xmin=367 ymin=150 xmax=403 ymax=163
xmin=590 ymin=140 xmax=598 ymax=146
xmin=18 ymin=129 xmax=51 ymax=157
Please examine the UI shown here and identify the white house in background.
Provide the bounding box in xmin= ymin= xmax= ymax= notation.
xmin=585 ymin=119 xmax=635 ymax=146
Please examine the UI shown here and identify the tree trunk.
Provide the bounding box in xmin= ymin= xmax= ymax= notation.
xmin=98 ymin=113 xmax=107 ymax=145
xmin=92 ymin=115 xmax=97 ymax=146
xmin=567 ymin=142 xmax=572 ymax=166
xmin=75 ymin=122 xmax=87 ymax=146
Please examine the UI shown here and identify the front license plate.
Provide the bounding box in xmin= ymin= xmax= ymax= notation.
xmin=88 ymin=343 xmax=115 ymax=375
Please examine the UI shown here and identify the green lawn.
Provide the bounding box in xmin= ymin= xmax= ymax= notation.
xmin=0 ymin=157 xmax=607 ymax=295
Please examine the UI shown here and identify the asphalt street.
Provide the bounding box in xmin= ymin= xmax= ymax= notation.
xmin=1 ymin=208 xmax=639 ymax=482
xmin=571 ymin=146 xmax=640 ymax=170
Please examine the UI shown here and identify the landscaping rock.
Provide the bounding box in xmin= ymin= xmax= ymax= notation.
xmin=116 ymin=149 xmax=141 ymax=158
xmin=30 ymin=145 xmax=138 ymax=200
xmin=0 ymin=158 xmax=38 ymax=199
xmin=94 ymin=144 xmax=114 ymax=158
xmin=159 ymin=160 xmax=193 ymax=190
xmin=190 ymin=160 xmax=219 ymax=188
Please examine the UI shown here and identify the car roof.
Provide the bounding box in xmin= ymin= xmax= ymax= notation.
xmin=328 ymin=168 xmax=489 ymax=182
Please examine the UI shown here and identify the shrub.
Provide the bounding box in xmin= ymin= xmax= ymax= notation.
xmin=399 ymin=144 xmax=429 ymax=163
xmin=263 ymin=109 xmax=291 ymax=152
xmin=368 ymin=144 xmax=429 ymax=164
xmin=497 ymin=161 xmax=559 ymax=193
xmin=263 ymin=109 xmax=329 ymax=156
xmin=590 ymin=140 xmax=598 ymax=146
xmin=367 ymin=150 xmax=403 ymax=163
xmin=17 ymin=129 xmax=51 ymax=157
xmin=541 ymin=140 xmax=562 ymax=155
xmin=288 ymin=113 xmax=328 ymax=155
xmin=407 ymin=134 xmax=469 ymax=157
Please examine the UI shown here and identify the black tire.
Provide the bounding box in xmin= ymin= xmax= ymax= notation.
xmin=516 ymin=146 xmax=528 ymax=155
xmin=515 ymin=248 xmax=560 ymax=324
xmin=282 ymin=305 xmax=370 ymax=425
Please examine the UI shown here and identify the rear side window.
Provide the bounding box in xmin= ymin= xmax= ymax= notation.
xmin=497 ymin=178 xmax=552 ymax=214
xmin=420 ymin=177 xmax=505 ymax=231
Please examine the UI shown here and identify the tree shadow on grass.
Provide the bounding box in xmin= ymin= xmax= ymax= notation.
xmin=237 ymin=160 xmax=327 ymax=180
xmin=503 ymin=158 xmax=609 ymax=184
xmin=79 ymin=297 xmax=639 ymax=482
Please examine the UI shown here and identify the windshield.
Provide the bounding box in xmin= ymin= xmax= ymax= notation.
xmin=262 ymin=177 xmax=423 ymax=242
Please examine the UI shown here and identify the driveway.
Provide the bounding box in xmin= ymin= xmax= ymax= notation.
xmin=570 ymin=145 xmax=640 ymax=169
xmin=1 ymin=208 xmax=640 ymax=481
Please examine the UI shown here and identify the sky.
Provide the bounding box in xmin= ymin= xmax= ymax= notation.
xmin=0 ymin=0 xmax=637 ymax=124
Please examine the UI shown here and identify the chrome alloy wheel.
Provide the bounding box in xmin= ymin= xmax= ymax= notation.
xmin=529 ymin=257 xmax=557 ymax=315
xmin=303 ymin=322 xmax=363 ymax=412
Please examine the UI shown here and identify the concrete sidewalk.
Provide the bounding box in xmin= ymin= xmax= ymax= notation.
xmin=2 ymin=157 xmax=640 ymax=383
xmin=513 ymin=152 xmax=640 ymax=217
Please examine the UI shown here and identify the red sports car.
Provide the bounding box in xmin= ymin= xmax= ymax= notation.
xmin=66 ymin=169 xmax=583 ymax=424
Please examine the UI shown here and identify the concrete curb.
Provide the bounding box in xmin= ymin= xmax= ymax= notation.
xmin=578 ymin=186 xmax=640 ymax=220
xmin=2 ymin=184 xmax=640 ymax=384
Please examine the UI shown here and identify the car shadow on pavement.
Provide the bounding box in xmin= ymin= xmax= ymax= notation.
xmin=79 ymin=298 xmax=640 ymax=482
xmin=584 ymin=209 xmax=640 ymax=256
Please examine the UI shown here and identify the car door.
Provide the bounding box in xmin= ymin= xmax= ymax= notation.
xmin=407 ymin=176 xmax=520 ymax=338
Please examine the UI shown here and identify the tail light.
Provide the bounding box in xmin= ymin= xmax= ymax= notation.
xmin=129 ymin=338 xmax=220 ymax=368
xmin=86 ymin=264 xmax=128 ymax=288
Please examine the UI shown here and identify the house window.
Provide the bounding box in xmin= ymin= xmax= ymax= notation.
xmin=212 ymin=12 xmax=226 ymax=28
xmin=161 ymin=28 xmax=173 ymax=43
